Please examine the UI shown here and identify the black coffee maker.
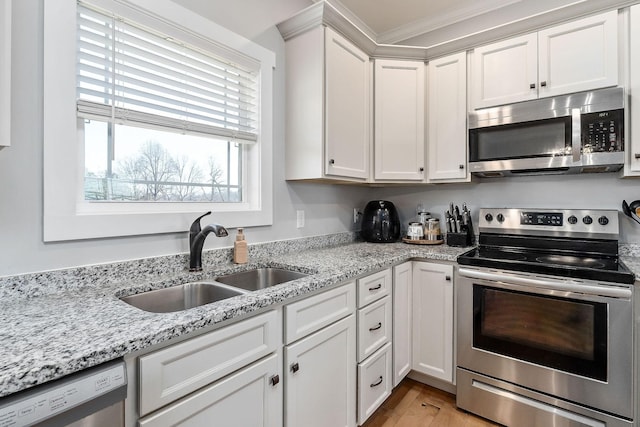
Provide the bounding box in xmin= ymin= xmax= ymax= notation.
xmin=361 ymin=200 xmax=401 ymax=243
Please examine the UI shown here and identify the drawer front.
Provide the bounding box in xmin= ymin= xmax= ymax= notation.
xmin=139 ymin=353 xmax=282 ymax=427
xmin=357 ymin=342 xmax=392 ymax=425
xmin=285 ymin=281 xmax=356 ymax=344
xmin=357 ymin=268 xmax=391 ymax=308
xmin=139 ymin=310 xmax=280 ymax=416
xmin=357 ymin=295 xmax=392 ymax=363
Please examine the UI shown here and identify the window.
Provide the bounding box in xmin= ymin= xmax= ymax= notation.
xmin=44 ymin=0 xmax=274 ymax=241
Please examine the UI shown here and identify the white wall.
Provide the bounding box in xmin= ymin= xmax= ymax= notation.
xmin=0 ymin=0 xmax=372 ymax=277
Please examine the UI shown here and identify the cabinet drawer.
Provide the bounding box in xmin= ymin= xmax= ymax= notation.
xmin=357 ymin=269 xmax=391 ymax=308
xmin=139 ymin=310 xmax=280 ymax=416
xmin=357 ymin=342 xmax=392 ymax=425
xmin=285 ymin=281 xmax=356 ymax=344
xmin=357 ymin=295 xmax=392 ymax=363
xmin=139 ymin=353 xmax=282 ymax=427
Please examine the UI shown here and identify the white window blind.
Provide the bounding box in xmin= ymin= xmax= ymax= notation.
xmin=76 ymin=3 xmax=259 ymax=142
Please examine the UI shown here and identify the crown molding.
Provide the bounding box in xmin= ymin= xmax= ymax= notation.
xmin=377 ymin=0 xmax=522 ymax=44
xmin=277 ymin=0 xmax=640 ymax=61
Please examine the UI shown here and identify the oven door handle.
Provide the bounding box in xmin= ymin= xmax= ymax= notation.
xmin=458 ymin=268 xmax=632 ymax=299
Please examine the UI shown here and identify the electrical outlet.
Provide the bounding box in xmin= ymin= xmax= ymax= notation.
xmin=296 ymin=210 xmax=305 ymax=228
xmin=353 ymin=208 xmax=360 ymax=224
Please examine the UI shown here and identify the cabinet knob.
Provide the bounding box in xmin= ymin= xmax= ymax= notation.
xmin=368 ymin=284 xmax=382 ymax=291
xmin=270 ymin=374 xmax=280 ymax=386
xmin=540 ymin=81 xmax=547 ymax=87
xmin=369 ymin=322 xmax=382 ymax=332
xmin=291 ymin=362 xmax=300 ymax=373
xmin=635 ymin=153 xmax=640 ymax=159
xmin=530 ymin=83 xmax=536 ymax=89
xmin=445 ymin=275 xmax=451 ymax=281
xmin=329 ymin=159 xmax=335 ymax=165
xmin=419 ymin=167 xmax=424 ymax=172
xmin=370 ymin=376 xmax=383 ymax=388
xmin=459 ymin=164 xmax=464 ymax=169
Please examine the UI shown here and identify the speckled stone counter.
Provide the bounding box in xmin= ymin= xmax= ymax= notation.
xmin=0 ymin=236 xmax=468 ymax=399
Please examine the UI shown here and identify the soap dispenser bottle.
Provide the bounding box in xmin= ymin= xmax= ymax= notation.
xmin=233 ymin=228 xmax=248 ymax=264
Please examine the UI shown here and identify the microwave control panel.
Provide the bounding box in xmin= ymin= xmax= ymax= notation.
xmin=581 ymin=109 xmax=624 ymax=153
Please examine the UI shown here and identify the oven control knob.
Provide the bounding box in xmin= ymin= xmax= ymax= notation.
xmin=485 ymin=213 xmax=493 ymax=222
xmin=567 ymin=215 xmax=578 ymax=224
xmin=496 ymin=213 xmax=505 ymax=223
xmin=582 ymin=215 xmax=593 ymax=225
xmin=598 ymin=216 xmax=609 ymax=226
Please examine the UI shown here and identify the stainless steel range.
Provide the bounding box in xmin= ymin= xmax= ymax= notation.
xmin=456 ymin=208 xmax=636 ymax=427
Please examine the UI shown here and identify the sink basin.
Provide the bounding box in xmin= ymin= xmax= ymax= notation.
xmin=120 ymin=282 xmax=246 ymax=313
xmin=215 ymin=267 xmax=309 ymax=292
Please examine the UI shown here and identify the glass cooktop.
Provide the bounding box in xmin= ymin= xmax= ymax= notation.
xmin=457 ymin=246 xmax=635 ymax=284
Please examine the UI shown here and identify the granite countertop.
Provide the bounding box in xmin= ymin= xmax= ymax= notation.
xmin=0 ymin=241 xmax=467 ymax=399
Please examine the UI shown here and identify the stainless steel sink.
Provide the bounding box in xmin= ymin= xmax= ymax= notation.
xmin=120 ymin=282 xmax=246 ymax=313
xmin=215 ymin=267 xmax=309 ymax=292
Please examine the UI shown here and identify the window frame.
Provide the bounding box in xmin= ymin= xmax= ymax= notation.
xmin=43 ymin=0 xmax=274 ymax=242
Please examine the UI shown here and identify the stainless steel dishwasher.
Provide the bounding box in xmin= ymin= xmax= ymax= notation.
xmin=0 ymin=359 xmax=127 ymax=427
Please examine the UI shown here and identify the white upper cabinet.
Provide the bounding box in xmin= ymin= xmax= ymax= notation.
xmin=427 ymin=52 xmax=469 ymax=182
xmin=538 ymin=11 xmax=618 ymax=98
xmin=374 ymin=59 xmax=425 ymax=181
xmin=471 ymin=10 xmax=618 ymax=109
xmin=472 ymin=33 xmax=538 ymax=109
xmin=325 ymin=28 xmax=371 ymax=180
xmin=284 ymin=25 xmax=370 ymax=182
xmin=626 ymin=4 xmax=640 ymax=174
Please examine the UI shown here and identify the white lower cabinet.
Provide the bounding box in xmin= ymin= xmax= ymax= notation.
xmin=357 ymin=342 xmax=393 ymax=425
xmin=138 ymin=353 xmax=282 ymax=427
xmin=284 ymin=314 xmax=357 ymax=427
xmin=392 ymin=262 xmax=412 ymax=387
xmin=357 ymin=295 xmax=392 ymax=363
xmin=411 ymin=262 xmax=454 ymax=383
xmin=138 ymin=310 xmax=280 ymax=416
xmin=356 ymin=269 xmax=393 ymax=425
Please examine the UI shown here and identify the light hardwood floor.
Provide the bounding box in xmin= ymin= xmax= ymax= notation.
xmin=362 ymin=379 xmax=501 ymax=427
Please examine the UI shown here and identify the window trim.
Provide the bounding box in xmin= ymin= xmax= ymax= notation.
xmin=44 ymin=0 xmax=274 ymax=242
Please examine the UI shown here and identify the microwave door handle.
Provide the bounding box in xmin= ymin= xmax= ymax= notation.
xmin=571 ymin=108 xmax=581 ymax=162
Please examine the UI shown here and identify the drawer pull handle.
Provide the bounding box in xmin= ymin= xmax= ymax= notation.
xmin=369 ymin=284 xmax=382 ymax=291
xmin=291 ymin=362 xmax=299 ymax=373
xmin=540 ymin=81 xmax=547 ymax=87
xmin=530 ymin=83 xmax=536 ymax=89
xmin=445 ymin=275 xmax=451 ymax=281
xmin=270 ymin=375 xmax=280 ymax=386
xmin=370 ymin=376 xmax=383 ymax=388
xmin=635 ymin=153 xmax=640 ymax=159
xmin=369 ymin=322 xmax=382 ymax=331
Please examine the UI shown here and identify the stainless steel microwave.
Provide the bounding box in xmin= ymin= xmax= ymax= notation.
xmin=468 ymin=87 xmax=625 ymax=177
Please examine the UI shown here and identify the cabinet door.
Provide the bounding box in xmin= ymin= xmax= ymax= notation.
xmin=471 ymin=33 xmax=538 ymax=109
xmin=630 ymin=5 xmax=640 ymax=174
xmin=325 ymin=27 xmax=370 ymax=180
xmin=285 ymin=314 xmax=357 ymax=427
xmin=138 ymin=353 xmax=282 ymax=427
xmin=538 ymin=11 xmax=617 ymax=98
xmin=392 ymin=262 xmax=412 ymax=387
xmin=427 ymin=52 xmax=468 ymax=182
xmin=374 ymin=59 xmax=425 ymax=181
xmin=412 ymin=262 xmax=454 ymax=383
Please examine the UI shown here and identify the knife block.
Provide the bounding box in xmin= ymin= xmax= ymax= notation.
xmin=446 ymin=219 xmax=474 ymax=247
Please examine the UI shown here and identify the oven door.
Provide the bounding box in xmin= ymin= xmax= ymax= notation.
xmin=457 ymin=267 xmax=633 ymax=419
